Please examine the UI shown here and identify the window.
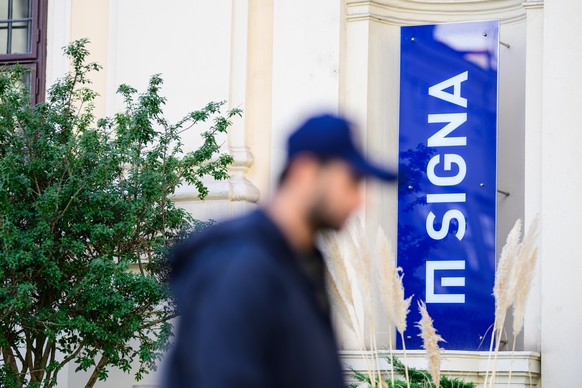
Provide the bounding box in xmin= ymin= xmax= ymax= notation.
xmin=0 ymin=0 xmax=47 ymax=103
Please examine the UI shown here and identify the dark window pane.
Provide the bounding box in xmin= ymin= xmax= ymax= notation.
xmin=22 ymin=69 xmax=31 ymax=93
xmin=11 ymin=21 xmax=29 ymax=53
xmin=0 ymin=0 xmax=7 ymax=20
xmin=13 ymin=0 xmax=30 ymax=19
xmin=18 ymin=67 xmax=32 ymax=94
xmin=0 ymin=24 xmax=6 ymax=54
xmin=0 ymin=65 xmax=33 ymax=97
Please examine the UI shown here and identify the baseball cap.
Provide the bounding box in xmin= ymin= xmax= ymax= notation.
xmin=286 ymin=114 xmax=397 ymax=181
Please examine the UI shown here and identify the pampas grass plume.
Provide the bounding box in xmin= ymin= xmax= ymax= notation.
xmin=320 ymin=224 xmax=377 ymax=384
xmin=348 ymin=219 xmax=373 ymax=308
xmin=376 ymin=227 xmax=412 ymax=334
xmin=376 ymin=228 xmax=396 ymax=326
xmin=511 ymin=215 xmax=540 ymax=338
xmin=320 ymin=232 xmax=359 ymax=339
xmin=417 ymin=301 xmax=444 ymax=388
xmin=393 ymin=269 xmax=412 ymax=335
xmin=343 ymin=219 xmax=374 ymax=345
xmin=485 ymin=219 xmax=522 ymax=388
xmin=325 ymin=271 xmax=352 ymax=328
xmin=493 ymin=219 xmax=522 ymax=330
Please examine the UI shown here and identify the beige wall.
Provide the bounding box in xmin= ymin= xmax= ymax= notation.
xmin=245 ymin=0 xmax=273 ymax=200
xmin=69 ymin=0 xmax=109 ymax=119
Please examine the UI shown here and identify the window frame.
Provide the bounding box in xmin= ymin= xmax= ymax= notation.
xmin=0 ymin=0 xmax=47 ymax=103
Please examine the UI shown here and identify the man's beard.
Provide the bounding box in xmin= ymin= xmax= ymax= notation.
xmin=307 ymin=197 xmax=345 ymax=232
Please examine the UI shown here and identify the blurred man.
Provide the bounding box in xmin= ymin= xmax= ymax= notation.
xmin=163 ymin=114 xmax=396 ymax=387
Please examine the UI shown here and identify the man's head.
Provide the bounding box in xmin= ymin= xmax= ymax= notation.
xmin=278 ymin=114 xmax=396 ymax=231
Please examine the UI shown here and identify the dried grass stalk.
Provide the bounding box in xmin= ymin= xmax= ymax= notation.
xmin=376 ymin=228 xmax=396 ymax=327
xmin=393 ymin=269 xmax=412 ymax=335
xmin=484 ymin=218 xmax=522 ymax=388
xmin=375 ymin=227 xmax=412 ymax=333
xmin=321 ymin=226 xmax=375 ymax=384
xmin=347 ymin=219 xmax=374 ymax=332
xmin=322 ymin=220 xmax=414 ymax=388
xmin=493 ymin=219 xmax=522 ymax=329
xmin=511 ymin=215 xmax=540 ymax=339
xmin=336 ymin=222 xmax=368 ymax=340
xmin=320 ymin=232 xmax=359 ymax=340
xmin=375 ymin=227 xmax=412 ymax=387
xmin=347 ymin=219 xmax=382 ymax=386
xmin=325 ymin=271 xmax=353 ymax=329
xmin=487 ymin=215 xmax=541 ymax=388
xmin=417 ymin=301 xmax=444 ymax=388
xmin=375 ymin=227 xmax=398 ymax=386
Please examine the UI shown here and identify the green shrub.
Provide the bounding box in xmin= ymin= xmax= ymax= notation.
xmin=0 ymin=39 xmax=240 ymax=387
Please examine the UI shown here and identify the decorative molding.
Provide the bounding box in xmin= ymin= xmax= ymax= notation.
xmin=171 ymin=146 xmax=260 ymax=204
xmin=221 ymin=0 xmax=261 ymax=206
xmin=522 ymin=1 xmax=544 ymax=10
xmin=171 ymin=179 xmax=260 ymax=204
xmin=171 ymin=179 xmax=259 ymax=204
xmin=228 ymin=145 xmax=261 ymax=203
xmin=229 ymin=145 xmax=255 ymax=170
xmin=171 ymin=0 xmax=261 ymax=207
xmin=346 ymin=0 xmax=526 ymax=26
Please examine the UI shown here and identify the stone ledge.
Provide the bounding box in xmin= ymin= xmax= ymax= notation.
xmin=340 ymin=350 xmax=540 ymax=387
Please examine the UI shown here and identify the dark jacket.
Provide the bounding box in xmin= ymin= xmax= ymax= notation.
xmin=161 ymin=209 xmax=345 ymax=388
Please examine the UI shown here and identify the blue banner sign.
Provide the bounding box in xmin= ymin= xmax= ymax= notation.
xmin=397 ymin=21 xmax=498 ymax=350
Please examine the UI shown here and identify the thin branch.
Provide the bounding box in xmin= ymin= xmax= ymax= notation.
xmin=20 ymin=359 xmax=30 ymax=386
xmin=39 ymin=339 xmax=55 ymax=375
xmin=48 ymin=341 xmax=56 ymax=387
xmin=23 ymin=336 xmax=34 ymax=378
xmin=84 ymin=354 xmax=109 ymax=388
xmin=138 ymin=312 xmax=177 ymax=330
xmin=65 ymin=72 xmax=79 ymax=114
xmin=32 ymin=334 xmax=47 ymax=383
xmin=53 ymin=340 xmax=85 ymax=377
xmin=2 ymin=346 xmax=19 ymax=375
xmin=9 ymin=342 xmax=26 ymax=367
xmin=41 ymin=341 xmax=57 ymax=388
xmin=53 ymin=183 xmax=86 ymax=224
xmin=176 ymin=119 xmax=200 ymax=135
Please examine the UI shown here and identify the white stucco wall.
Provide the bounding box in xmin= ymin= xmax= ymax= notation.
xmin=108 ymin=1 xmax=232 ymax=133
xmin=269 ymin=0 xmax=342 ymax=193
xmin=540 ymin=1 xmax=582 ymax=385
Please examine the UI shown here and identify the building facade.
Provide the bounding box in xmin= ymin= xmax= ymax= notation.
xmin=9 ymin=0 xmax=580 ymax=386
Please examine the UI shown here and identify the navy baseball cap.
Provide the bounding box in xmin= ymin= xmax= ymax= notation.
xmin=287 ymin=114 xmax=397 ymax=181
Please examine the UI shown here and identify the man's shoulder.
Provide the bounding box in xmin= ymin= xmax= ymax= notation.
xmin=187 ymin=210 xmax=274 ymax=255
xmin=205 ymin=210 xmax=268 ymax=243
xmin=170 ymin=210 xmax=292 ymax=308
xmin=171 ymin=210 xmax=288 ymax=280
